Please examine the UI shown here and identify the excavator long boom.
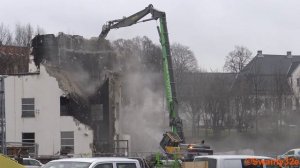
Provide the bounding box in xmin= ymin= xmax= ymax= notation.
xmin=99 ymin=4 xmax=185 ymax=152
xmin=99 ymin=4 xmax=164 ymax=39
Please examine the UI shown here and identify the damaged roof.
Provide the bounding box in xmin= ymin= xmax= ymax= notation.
xmin=0 ymin=45 xmax=30 ymax=74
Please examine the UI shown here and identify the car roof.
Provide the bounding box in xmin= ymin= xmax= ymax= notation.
xmin=50 ymin=157 xmax=138 ymax=163
xmin=289 ymin=148 xmax=300 ymax=151
xmin=23 ymin=158 xmax=38 ymax=160
xmin=194 ymin=155 xmax=272 ymax=160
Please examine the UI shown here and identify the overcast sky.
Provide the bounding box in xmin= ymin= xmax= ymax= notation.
xmin=1 ymin=0 xmax=300 ymax=70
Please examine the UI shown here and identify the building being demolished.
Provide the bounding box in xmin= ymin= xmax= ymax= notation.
xmin=31 ymin=33 xmax=124 ymax=154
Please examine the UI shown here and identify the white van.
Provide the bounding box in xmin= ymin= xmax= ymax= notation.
xmin=194 ymin=155 xmax=280 ymax=168
xmin=42 ymin=157 xmax=141 ymax=168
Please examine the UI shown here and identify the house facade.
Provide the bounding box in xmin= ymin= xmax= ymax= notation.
xmin=288 ymin=61 xmax=300 ymax=109
xmin=1 ymin=36 xmax=129 ymax=156
xmin=4 ymin=65 xmax=93 ymax=156
xmin=232 ymin=51 xmax=300 ymax=131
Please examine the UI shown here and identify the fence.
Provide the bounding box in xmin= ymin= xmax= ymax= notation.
xmin=5 ymin=142 xmax=39 ymax=158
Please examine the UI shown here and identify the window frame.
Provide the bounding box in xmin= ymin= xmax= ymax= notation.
xmin=116 ymin=162 xmax=137 ymax=168
xmin=287 ymin=150 xmax=295 ymax=155
xmin=21 ymin=98 xmax=35 ymax=118
xmin=22 ymin=132 xmax=35 ymax=144
xmin=61 ymin=131 xmax=75 ymax=154
xmin=93 ymin=162 xmax=113 ymax=168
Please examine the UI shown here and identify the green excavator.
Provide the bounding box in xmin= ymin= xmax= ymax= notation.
xmin=99 ymin=4 xmax=213 ymax=161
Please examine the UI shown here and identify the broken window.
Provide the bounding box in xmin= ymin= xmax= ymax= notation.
xmin=61 ymin=131 xmax=74 ymax=154
xmin=22 ymin=132 xmax=35 ymax=143
xmin=60 ymin=96 xmax=70 ymax=116
xmin=22 ymin=98 xmax=35 ymax=117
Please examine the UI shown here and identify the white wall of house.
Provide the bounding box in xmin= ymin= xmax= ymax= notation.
xmin=289 ymin=65 xmax=300 ymax=110
xmin=291 ymin=65 xmax=300 ymax=97
xmin=5 ymin=65 xmax=93 ymax=156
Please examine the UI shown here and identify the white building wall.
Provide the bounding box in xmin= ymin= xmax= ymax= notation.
xmin=60 ymin=117 xmax=93 ymax=156
xmin=5 ymin=65 xmax=93 ymax=156
xmin=291 ymin=65 xmax=300 ymax=97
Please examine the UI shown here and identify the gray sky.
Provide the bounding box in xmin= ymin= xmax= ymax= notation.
xmin=1 ymin=0 xmax=300 ymax=70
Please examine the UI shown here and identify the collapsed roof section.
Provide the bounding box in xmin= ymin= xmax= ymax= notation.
xmin=31 ymin=33 xmax=117 ymax=99
xmin=31 ymin=33 xmax=119 ymax=130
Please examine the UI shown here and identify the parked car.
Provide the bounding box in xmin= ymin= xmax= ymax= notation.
xmin=22 ymin=158 xmax=43 ymax=168
xmin=129 ymin=157 xmax=151 ymax=168
xmin=42 ymin=157 xmax=141 ymax=168
xmin=278 ymin=148 xmax=300 ymax=160
xmin=194 ymin=155 xmax=279 ymax=168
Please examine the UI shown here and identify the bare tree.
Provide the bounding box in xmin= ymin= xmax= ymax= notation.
xmin=170 ymin=43 xmax=200 ymax=137
xmin=272 ymin=68 xmax=291 ymax=132
xmin=203 ymin=74 xmax=233 ymax=135
xmin=1 ymin=23 xmax=45 ymax=46
xmin=224 ymin=46 xmax=252 ymax=73
xmin=14 ymin=23 xmax=33 ymax=46
xmin=177 ymin=71 xmax=207 ymax=138
xmin=171 ymin=43 xmax=198 ymax=74
xmin=112 ymin=36 xmax=162 ymax=74
xmin=171 ymin=42 xmax=199 ymax=103
xmin=0 ymin=23 xmax=13 ymax=45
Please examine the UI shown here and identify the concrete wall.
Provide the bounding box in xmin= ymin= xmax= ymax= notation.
xmin=5 ymin=65 xmax=93 ymax=156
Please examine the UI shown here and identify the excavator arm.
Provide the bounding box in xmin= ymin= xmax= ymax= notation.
xmin=99 ymin=4 xmax=164 ymax=39
xmin=99 ymin=4 xmax=185 ymax=153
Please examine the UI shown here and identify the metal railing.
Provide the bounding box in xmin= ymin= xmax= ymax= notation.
xmin=5 ymin=142 xmax=39 ymax=158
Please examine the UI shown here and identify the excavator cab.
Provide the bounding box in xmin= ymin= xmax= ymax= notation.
xmin=160 ymin=132 xmax=182 ymax=154
xmin=160 ymin=132 xmax=213 ymax=160
xmin=179 ymin=143 xmax=213 ymax=161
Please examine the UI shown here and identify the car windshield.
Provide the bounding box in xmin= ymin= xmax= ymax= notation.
xmin=194 ymin=158 xmax=217 ymax=168
xmin=42 ymin=161 xmax=91 ymax=168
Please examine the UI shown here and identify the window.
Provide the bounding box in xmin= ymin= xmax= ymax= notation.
xmin=23 ymin=159 xmax=41 ymax=166
xmin=61 ymin=131 xmax=74 ymax=154
xmin=224 ymin=159 xmax=243 ymax=168
xmin=22 ymin=133 xmax=35 ymax=155
xmin=193 ymin=158 xmax=216 ymax=168
xmin=22 ymin=98 xmax=35 ymax=117
xmin=22 ymin=133 xmax=35 ymax=144
xmin=95 ymin=163 xmax=113 ymax=168
xmin=287 ymin=150 xmax=295 ymax=155
xmin=60 ymin=96 xmax=70 ymax=116
xmin=43 ymin=161 xmax=91 ymax=168
xmin=117 ymin=163 xmax=137 ymax=168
